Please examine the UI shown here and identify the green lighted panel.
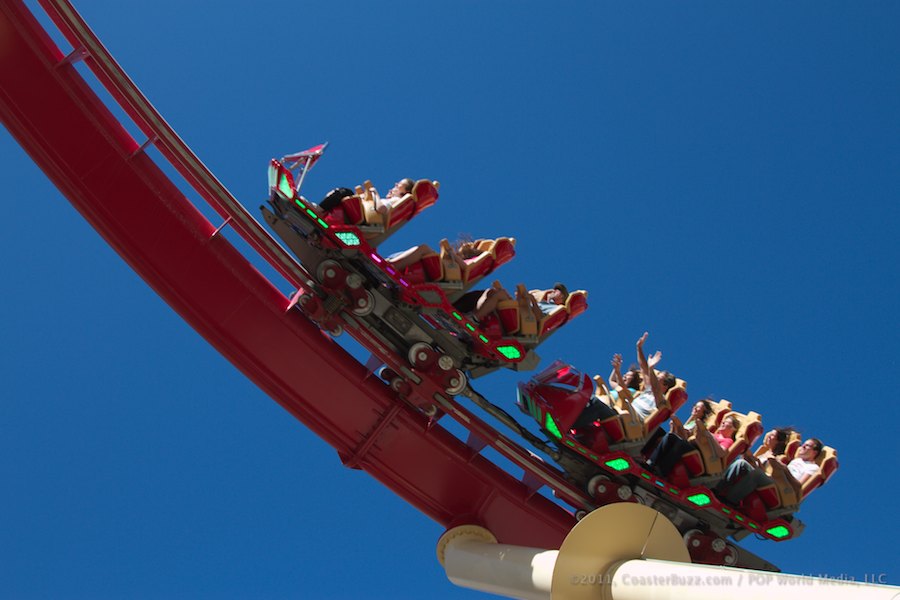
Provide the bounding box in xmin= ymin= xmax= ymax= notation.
xmin=603 ymin=457 xmax=631 ymax=472
xmin=496 ymin=345 xmax=522 ymax=360
xmin=278 ymin=173 xmax=293 ymax=199
xmin=334 ymin=231 xmax=360 ymax=246
xmin=544 ymin=413 xmax=562 ymax=439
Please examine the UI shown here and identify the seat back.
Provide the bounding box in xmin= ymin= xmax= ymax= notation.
xmin=340 ymin=194 xmax=364 ymax=225
xmin=615 ymin=398 xmax=645 ymax=441
xmin=412 ymin=179 xmax=439 ymax=214
xmin=635 ymin=384 xmax=685 ymax=437
xmin=490 ymin=237 xmax=516 ymax=267
xmin=706 ymin=399 xmax=733 ymax=430
xmin=764 ymin=460 xmax=803 ymax=509
xmin=692 ymin=410 xmax=759 ymax=476
xmin=692 ymin=428 xmax=728 ymax=476
xmin=586 ymin=375 xmax=640 ymax=442
xmin=420 ymin=253 xmax=442 ymax=281
xmin=720 ymin=411 xmax=762 ymax=465
xmin=801 ymin=446 xmax=839 ymax=500
xmin=537 ymin=304 xmax=569 ymax=336
xmin=382 ymin=193 xmax=415 ymax=230
xmin=496 ymin=299 xmax=520 ymax=334
xmin=782 ymin=431 xmax=803 ymax=461
xmin=642 ymin=405 xmax=672 ymax=438
xmin=599 ymin=412 xmax=628 ymax=443
xmin=666 ymin=384 xmax=688 ymax=413
xmin=353 ymin=179 xmax=439 ymax=246
xmin=565 ymin=290 xmax=589 ymax=319
xmin=398 ymin=250 xmax=442 ymax=284
xmin=754 ymin=429 xmax=801 ymax=465
xmin=444 ymin=237 xmax=515 ymax=288
xmin=755 ymin=482 xmax=781 ymax=510
xmin=679 ymin=449 xmax=705 ymax=478
xmin=536 ymin=290 xmax=588 ymax=336
xmin=459 ymin=251 xmax=494 ymax=284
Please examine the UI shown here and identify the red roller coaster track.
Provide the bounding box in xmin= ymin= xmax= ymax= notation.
xmin=0 ymin=0 xmax=575 ymax=552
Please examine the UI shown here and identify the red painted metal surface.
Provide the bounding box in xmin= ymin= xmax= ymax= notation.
xmin=0 ymin=0 xmax=573 ymax=549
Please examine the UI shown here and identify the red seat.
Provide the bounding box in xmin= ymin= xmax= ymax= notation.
xmin=801 ymin=446 xmax=839 ymax=500
xmin=737 ymin=492 xmax=770 ymax=524
xmin=412 ymin=180 xmax=439 ymax=214
xmin=600 ymin=414 xmax=627 ymax=443
xmin=692 ymin=410 xmax=762 ymax=476
xmin=383 ymin=194 xmax=416 ymax=230
xmin=478 ymin=313 xmax=503 ymax=337
xmin=724 ymin=417 xmax=763 ymax=466
xmin=496 ymin=299 xmax=520 ymax=334
xmin=536 ymin=290 xmax=589 ymax=336
xmin=667 ymin=462 xmax=693 ymax=489
xmin=460 ymin=253 xmax=495 ymax=284
xmin=538 ymin=308 xmax=569 ymax=335
xmin=706 ymin=399 xmax=733 ymax=430
xmin=680 ymin=449 xmax=705 ymax=477
xmin=323 ymin=194 xmax=365 ymax=226
xmin=421 ymin=253 xmax=442 ymax=281
xmin=595 ymin=379 xmax=687 ymax=444
xmin=643 ymin=386 xmax=688 ymax=434
xmin=399 ymin=262 xmax=427 ymax=284
xmin=340 ymin=194 xmax=364 ymax=225
xmin=774 ymin=431 xmax=803 ymax=464
xmin=354 ymin=179 xmax=440 ymax=247
xmin=565 ymin=291 xmax=588 ymax=319
xmin=492 ymin=237 xmax=516 ymax=267
xmin=755 ymin=483 xmax=780 ymax=509
xmin=441 ymin=237 xmax=515 ymax=289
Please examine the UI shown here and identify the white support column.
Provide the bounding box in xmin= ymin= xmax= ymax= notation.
xmin=437 ymin=505 xmax=900 ymax=600
xmin=443 ymin=537 xmax=557 ymax=600
xmin=608 ymin=558 xmax=899 ymax=600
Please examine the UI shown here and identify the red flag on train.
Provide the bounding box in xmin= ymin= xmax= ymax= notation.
xmin=282 ymin=142 xmax=328 ymax=174
xmin=282 ymin=142 xmax=328 ymax=193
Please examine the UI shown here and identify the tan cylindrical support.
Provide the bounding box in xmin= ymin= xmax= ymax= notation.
xmin=437 ymin=504 xmax=688 ymax=600
xmin=437 ymin=505 xmax=900 ymax=600
xmin=437 ymin=525 xmax=557 ymax=600
xmin=550 ymin=504 xmax=689 ymax=600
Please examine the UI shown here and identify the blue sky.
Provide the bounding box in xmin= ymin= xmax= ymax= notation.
xmin=2 ymin=1 xmax=899 ymax=598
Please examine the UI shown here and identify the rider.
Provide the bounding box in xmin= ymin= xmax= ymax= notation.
xmin=373 ymin=178 xmax=415 ymax=215
xmin=630 ymin=332 xmax=678 ymax=421
xmin=714 ymin=437 xmax=822 ymax=505
xmin=387 ymin=238 xmax=482 ymax=273
xmin=453 ymin=281 xmax=568 ymax=323
xmin=643 ymin=399 xmax=713 ymax=475
xmin=647 ymin=412 xmax=737 ymax=477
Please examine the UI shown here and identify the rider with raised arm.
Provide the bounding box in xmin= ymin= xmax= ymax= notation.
xmin=632 ymin=332 xmax=676 ymax=420
xmin=574 ymin=336 xmax=669 ymax=429
xmin=609 ymin=345 xmax=663 ymax=402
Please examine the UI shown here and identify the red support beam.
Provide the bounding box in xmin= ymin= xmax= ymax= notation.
xmin=0 ymin=0 xmax=573 ymax=550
